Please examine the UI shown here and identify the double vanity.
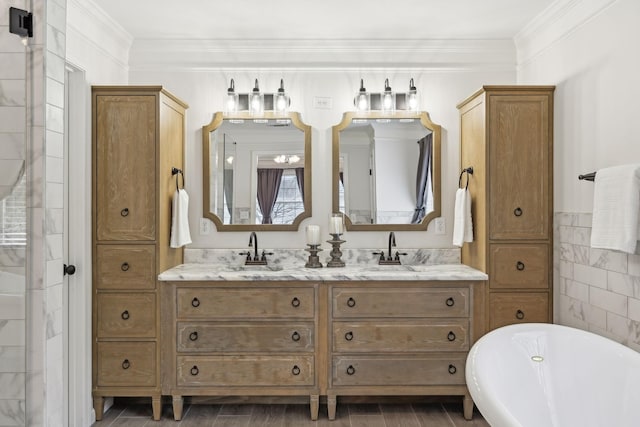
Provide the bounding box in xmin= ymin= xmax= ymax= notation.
xmin=158 ymin=249 xmax=487 ymax=421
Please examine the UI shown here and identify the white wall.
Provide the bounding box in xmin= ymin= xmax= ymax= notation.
xmin=517 ymin=0 xmax=640 ymax=346
xmin=128 ymin=68 xmax=515 ymax=250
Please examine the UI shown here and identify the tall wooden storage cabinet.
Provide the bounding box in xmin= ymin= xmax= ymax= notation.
xmin=92 ymin=86 xmax=188 ymax=420
xmin=457 ymin=86 xmax=554 ymax=333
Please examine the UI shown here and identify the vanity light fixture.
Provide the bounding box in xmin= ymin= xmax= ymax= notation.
xmin=382 ymin=78 xmax=395 ymax=112
xmin=273 ymin=154 xmax=300 ymax=164
xmin=249 ymin=79 xmax=264 ymax=116
xmin=274 ymin=79 xmax=290 ymax=114
xmin=224 ymin=78 xmax=239 ymax=114
xmin=353 ymin=78 xmax=420 ymax=112
xmin=355 ymin=79 xmax=370 ymax=112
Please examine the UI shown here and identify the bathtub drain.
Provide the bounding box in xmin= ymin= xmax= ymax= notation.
xmin=531 ymin=355 xmax=544 ymax=362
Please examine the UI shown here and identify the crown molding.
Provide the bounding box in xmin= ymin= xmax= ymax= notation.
xmin=128 ymin=38 xmax=516 ymax=72
xmin=66 ymin=0 xmax=133 ymax=70
xmin=514 ymin=0 xmax=617 ymax=66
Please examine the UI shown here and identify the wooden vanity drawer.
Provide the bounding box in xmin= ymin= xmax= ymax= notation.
xmin=96 ymin=342 xmax=156 ymax=387
xmin=177 ymin=287 xmax=315 ymax=319
xmin=332 ymin=355 xmax=466 ymax=387
xmin=332 ymin=320 xmax=469 ymax=353
xmin=332 ymin=287 xmax=469 ymax=318
xmin=177 ymin=322 xmax=314 ymax=353
xmin=489 ymin=292 xmax=550 ymax=329
xmin=96 ymin=293 xmax=156 ymax=338
xmin=176 ymin=355 xmax=315 ymax=387
xmin=490 ymin=244 xmax=549 ymax=289
xmin=96 ymin=245 xmax=156 ymax=290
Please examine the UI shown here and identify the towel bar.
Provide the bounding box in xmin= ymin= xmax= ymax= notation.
xmin=578 ymin=172 xmax=596 ymax=182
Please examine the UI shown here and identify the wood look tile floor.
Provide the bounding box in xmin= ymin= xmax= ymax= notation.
xmin=93 ymin=399 xmax=490 ymax=427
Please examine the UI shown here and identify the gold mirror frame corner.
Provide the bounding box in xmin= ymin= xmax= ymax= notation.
xmin=202 ymin=111 xmax=312 ymax=232
xmin=332 ymin=110 xmax=441 ymax=232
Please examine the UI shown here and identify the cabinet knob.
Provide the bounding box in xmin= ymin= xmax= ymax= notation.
xmin=514 ymin=207 xmax=523 ymax=217
xmin=516 ymin=261 xmax=525 ymax=271
xmin=445 ymin=297 xmax=455 ymax=307
xmin=120 ymin=208 xmax=129 ymax=217
xmin=291 ymin=365 xmax=301 ymax=376
xmin=345 ymin=331 xmax=354 ymax=341
xmin=191 ymin=297 xmax=200 ymax=308
xmin=447 ymin=331 xmax=456 ymax=342
xmin=121 ymin=359 xmax=130 ymax=370
xmin=190 ymin=366 xmax=199 ymax=376
xmin=516 ymin=309 xmax=525 ymax=320
xmin=448 ymin=364 xmax=457 ymax=375
xmin=121 ymin=262 xmax=130 ymax=272
xmin=347 ymin=297 xmax=356 ymax=308
xmin=346 ymin=365 xmax=356 ymax=376
xmin=121 ymin=310 xmax=130 ymax=320
xmin=291 ymin=331 xmax=301 ymax=342
xmin=291 ymin=297 xmax=301 ymax=308
xmin=189 ymin=331 xmax=198 ymax=341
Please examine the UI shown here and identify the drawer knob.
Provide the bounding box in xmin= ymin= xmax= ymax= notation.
xmin=121 ymin=359 xmax=130 ymax=370
xmin=291 ymin=331 xmax=301 ymax=342
xmin=121 ymin=262 xmax=130 ymax=272
xmin=445 ymin=297 xmax=455 ymax=307
xmin=291 ymin=365 xmax=301 ymax=376
xmin=514 ymin=207 xmax=523 ymax=217
xmin=516 ymin=309 xmax=525 ymax=320
xmin=346 ymin=365 xmax=356 ymax=376
xmin=347 ymin=297 xmax=356 ymax=308
xmin=121 ymin=310 xmax=130 ymax=320
xmin=189 ymin=331 xmax=198 ymax=341
xmin=516 ymin=261 xmax=525 ymax=271
xmin=448 ymin=364 xmax=457 ymax=375
xmin=191 ymin=297 xmax=200 ymax=308
xmin=447 ymin=331 xmax=456 ymax=342
xmin=190 ymin=366 xmax=199 ymax=376
xmin=291 ymin=297 xmax=301 ymax=308
xmin=120 ymin=208 xmax=129 ymax=217
xmin=345 ymin=331 xmax=354 ymax=341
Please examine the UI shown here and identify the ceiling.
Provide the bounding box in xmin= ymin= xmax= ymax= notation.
xmin=91 ymin=0 xmax=556 ymax=41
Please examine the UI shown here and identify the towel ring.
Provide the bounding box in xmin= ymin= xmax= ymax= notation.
xmin=171 ymin=167 xmax=184 ymax=191
xmin=458 ymin=167 xmax=474 ymax=190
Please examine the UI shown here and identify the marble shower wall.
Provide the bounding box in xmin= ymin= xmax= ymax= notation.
xmin=0 ymin=1 xmax=28 ymax=425
xmin=555 ymin=212 xmax=640 ymax=351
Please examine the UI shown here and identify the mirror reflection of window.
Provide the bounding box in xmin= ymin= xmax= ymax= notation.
xmin=256 ymin=169 xmax=304 ymax=224
xmin=0 ymin=174 xmax=26 ymax=245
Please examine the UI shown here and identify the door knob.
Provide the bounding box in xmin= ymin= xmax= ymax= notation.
xmin=63 ymin=264 xmax=76 ymax=276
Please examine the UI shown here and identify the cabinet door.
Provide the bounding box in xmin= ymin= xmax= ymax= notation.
xmin=95 ymin=95 xmax=156 ymax=241
xmin=488 ymin=95 xmax=550 ymax=240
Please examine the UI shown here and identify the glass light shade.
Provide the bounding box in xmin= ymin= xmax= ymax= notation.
xmin=408 ymin=78 xmax=419 ymax=112
xmin=250 ymin=79 xmax=264 ymax=116
xmin=382 ymin=78 xmax=395 ymax=112
xmin=275 ymin=92 xmax=289 ymax=114
xmin=354 ymin=78 xmax=370 ymax=112
xmin=224 ymin=92 xmax=239 ymax=114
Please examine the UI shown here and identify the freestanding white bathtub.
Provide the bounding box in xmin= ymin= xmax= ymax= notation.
xmin=466 ymin=323 xmax=640 ymax=427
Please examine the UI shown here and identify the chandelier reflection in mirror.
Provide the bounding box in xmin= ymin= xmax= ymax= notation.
xmin=354 ymin=78 xmax=419 ymax=113
xmin=223 ymin=78 xmax=291 ymax=116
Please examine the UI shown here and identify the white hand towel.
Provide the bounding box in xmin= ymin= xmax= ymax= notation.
xmin=590 ymin=164 xmax=640 ymax=254
xmin=170 ymin=189 xmax=192 ymax=248
xmin=453 ymin=188 xmax=473 ymax=247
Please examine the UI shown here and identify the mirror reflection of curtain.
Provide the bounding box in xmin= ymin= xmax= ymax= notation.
xmin=294 ymin=167 xmax=304 ymax=202
xmin=411 ymin=133 xmax=433 ymax=224
xmin=223 ymin=169 xmax=233 ymax=221
xmin=256 ymin=168 xmax=283 ymax=224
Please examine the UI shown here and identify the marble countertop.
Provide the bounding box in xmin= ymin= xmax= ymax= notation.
xmin=158 ymin=263 xmax=488 ymax=282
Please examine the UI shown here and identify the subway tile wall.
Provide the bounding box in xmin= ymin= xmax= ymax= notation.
xmin=555 ymin=212 xmax=640 ymax=352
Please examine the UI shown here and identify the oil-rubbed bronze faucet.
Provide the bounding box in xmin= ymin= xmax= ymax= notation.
xmin=239 ymin=231 xmax=273 ymax=265
xmin=373 ymin=232 xmax=407 ymax=265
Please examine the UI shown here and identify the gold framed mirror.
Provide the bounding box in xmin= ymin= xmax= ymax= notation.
xmin=203 ymin=111 xmax=311 ymax=231
xmin=332 ymin=111 xmax=441 ymax=231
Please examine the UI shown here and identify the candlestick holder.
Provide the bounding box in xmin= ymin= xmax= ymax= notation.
xmin=304 ymin=244 xmax=323 ymax=268
xmin=326 ymin=233 xmax=346 ymax=267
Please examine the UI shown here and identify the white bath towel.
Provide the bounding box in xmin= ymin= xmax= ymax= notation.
xmin=452 ymin=188 xmax=473 ymax=247
xmin=590 ymin=164 xmax=640 ymax=254
xmin=170 ymin=188 xmax=192 ymax=248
